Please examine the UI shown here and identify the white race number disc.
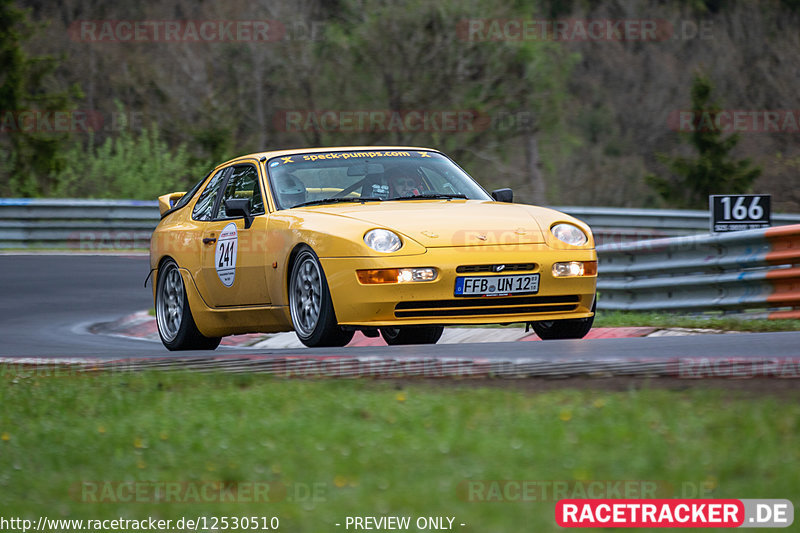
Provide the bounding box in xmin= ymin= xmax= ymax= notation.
xmin=214 ymin=222 xmax=238 ymax=287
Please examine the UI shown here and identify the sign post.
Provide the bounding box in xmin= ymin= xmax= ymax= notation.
xmin=709 ymin=194 xmax=771 ymax=233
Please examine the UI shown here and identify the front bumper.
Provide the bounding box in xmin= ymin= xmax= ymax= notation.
xmin=321 ymin=244 xmax=596 ymax=326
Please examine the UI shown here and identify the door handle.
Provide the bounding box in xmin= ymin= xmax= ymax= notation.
xmin=203 ymin=237 xmax=217 ymax=245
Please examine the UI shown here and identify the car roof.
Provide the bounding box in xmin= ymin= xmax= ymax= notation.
xmin=213 ymin=146 xmax=440 ymax=170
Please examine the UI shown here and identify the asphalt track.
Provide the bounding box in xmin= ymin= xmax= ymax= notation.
xmin=1 ymin=254 xmax=800 ymax=361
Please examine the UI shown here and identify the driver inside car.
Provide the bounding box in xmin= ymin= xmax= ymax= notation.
xmin=384 ymin=166 xmax=421 ymax=198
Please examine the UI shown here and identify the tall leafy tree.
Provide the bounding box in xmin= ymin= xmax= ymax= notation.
xmin=646 ymin=74 xmax=761 ymax=209
xmin=0 ymin=0 xmax=80 ymax=196
xmin=308 ymin=0 xmax=572 ymax=204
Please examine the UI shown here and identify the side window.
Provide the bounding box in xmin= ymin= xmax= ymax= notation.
xmin=192 ymin=168 xmax=227 ymax=221
xmin=170 ymin=173 xmax=208 ymax=212
xmin=217 ymin=165 xmax=265 ymax=219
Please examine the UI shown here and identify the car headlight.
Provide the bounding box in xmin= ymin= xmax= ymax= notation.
xmin=551 ymin=223 xmax=588 ymax=246
xmin=364 ymin=229 xmax=402 ymax=253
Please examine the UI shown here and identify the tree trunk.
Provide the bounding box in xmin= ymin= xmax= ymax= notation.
xmin=253 ymin=59 xmax=267 ymax=149
xmin=524 ymin=131 xmax=546 ymax=205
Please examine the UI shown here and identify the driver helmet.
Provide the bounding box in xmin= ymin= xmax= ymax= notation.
xmin=276 ymin=173 xmax=306 ymax=208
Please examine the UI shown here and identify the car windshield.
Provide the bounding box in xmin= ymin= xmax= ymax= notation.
xmin=266 ymin=149 xmax=492 ymax=209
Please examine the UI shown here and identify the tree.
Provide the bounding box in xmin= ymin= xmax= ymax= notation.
xmin=646 ymin=74 xmax=761 ymax=209
xmin=308 ymin=0 xmax=573 ymax=204
xmin=0 ymin=0 xmax=81 ymax=196
xmin=52 ymin=107 xmax=208 ymax=200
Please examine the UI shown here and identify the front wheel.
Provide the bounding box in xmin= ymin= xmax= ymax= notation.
xmin=289 ymin=247 xmax=354 ymax=347
xmin=380 ymin=326 xmax=444 ymax=345
xmin=155 ymin=259 xmax=221 ymax=350
xmin=531 ymin=298 xmax=596 ymax=340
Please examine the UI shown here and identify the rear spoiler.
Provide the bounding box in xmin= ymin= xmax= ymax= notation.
xmin=157 ymin=192 xmax=186 ymax=216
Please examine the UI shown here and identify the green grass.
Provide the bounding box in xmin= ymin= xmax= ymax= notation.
xmin=457 ymin=311 xmax=800 ymax=332
xmin=594 ymin=311 xmax=800 ymax=332
xmin=1 ymin=371 xmax=798 ymax=531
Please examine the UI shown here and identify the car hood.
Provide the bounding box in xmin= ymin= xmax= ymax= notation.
xmin=309 ymin=200 xmax=546 ymax=247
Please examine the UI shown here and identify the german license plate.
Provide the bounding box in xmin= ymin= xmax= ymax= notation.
xmin=454 ymin=274 xmax=540 ymax=297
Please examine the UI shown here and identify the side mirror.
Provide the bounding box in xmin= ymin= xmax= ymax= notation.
xmin=224 ymin=198 xmax=254 ymax=229
xmin=491 ymin=188 xmax=513 ymax=203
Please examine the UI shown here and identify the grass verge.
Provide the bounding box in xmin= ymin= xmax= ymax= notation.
xmin=1 ymin=371 xmax=798 ymax=531
xmin=593 ymin=311 xmax=800 ymax=332
xmin=457 ymin=311 xmax=800 ymax=332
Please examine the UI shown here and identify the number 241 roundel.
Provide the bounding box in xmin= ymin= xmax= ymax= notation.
xmin=215 ymin=223 xmax=238 ymax=287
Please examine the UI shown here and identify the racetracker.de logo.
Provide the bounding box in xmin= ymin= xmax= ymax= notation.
xmin=273 ymin=110 xmax=491 ymax=133
xmin=556 ymin=499 xmax=794 ymax=528
xmin=68 ymin=20 xmax=286 ymax=42
xmin=457 ymin=19 xmax=673 ymax=41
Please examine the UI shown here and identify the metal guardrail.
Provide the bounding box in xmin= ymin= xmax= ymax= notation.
xmin=0 ymin=198 xmax=158 ymax=249
xmin=552 ymin=206 xmax=800 ymax=245
xmin=596 ymin=224 xmax=800 ymax=319
xmin=2 ymin=197 xmax=800 ymax=251
xmin=3 ymin=197 xmax=800 ymax=319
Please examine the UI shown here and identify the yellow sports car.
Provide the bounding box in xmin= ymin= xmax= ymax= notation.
xmin=149 ymin=147 xmax=596 ymax=350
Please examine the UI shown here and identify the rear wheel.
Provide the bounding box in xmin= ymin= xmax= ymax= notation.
xmin=289 ymin=247 xmax=354 ymax=347
xmin=155 ymin=259 xmax=221 ymax=350
xmin=380 ymin=326 xmax=444 ymax=345
xmin=531 ymin=298 xmax=596 ymax=340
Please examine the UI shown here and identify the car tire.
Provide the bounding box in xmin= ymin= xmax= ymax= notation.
xmin=379 ymin=326 xmax=444 ymax=345
xmin=289 ymin=246 xmax=355 ymax=348
xmin=155 ymin=259 xmax=222 ymax=351
xmin=531 ymin=297 xmax=596 ymax=340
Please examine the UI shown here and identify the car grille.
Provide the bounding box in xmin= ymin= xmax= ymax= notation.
xmin=394 ymin=295 xmax=580 ymax=318
xmin=456 ymin=263 xmax=537 ymax=273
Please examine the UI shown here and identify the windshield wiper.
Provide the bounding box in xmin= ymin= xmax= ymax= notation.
xmin=292 ymin=196 xmax=384 ymax=208
xmin=389 ymin=193 xmax=468 ymax=201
